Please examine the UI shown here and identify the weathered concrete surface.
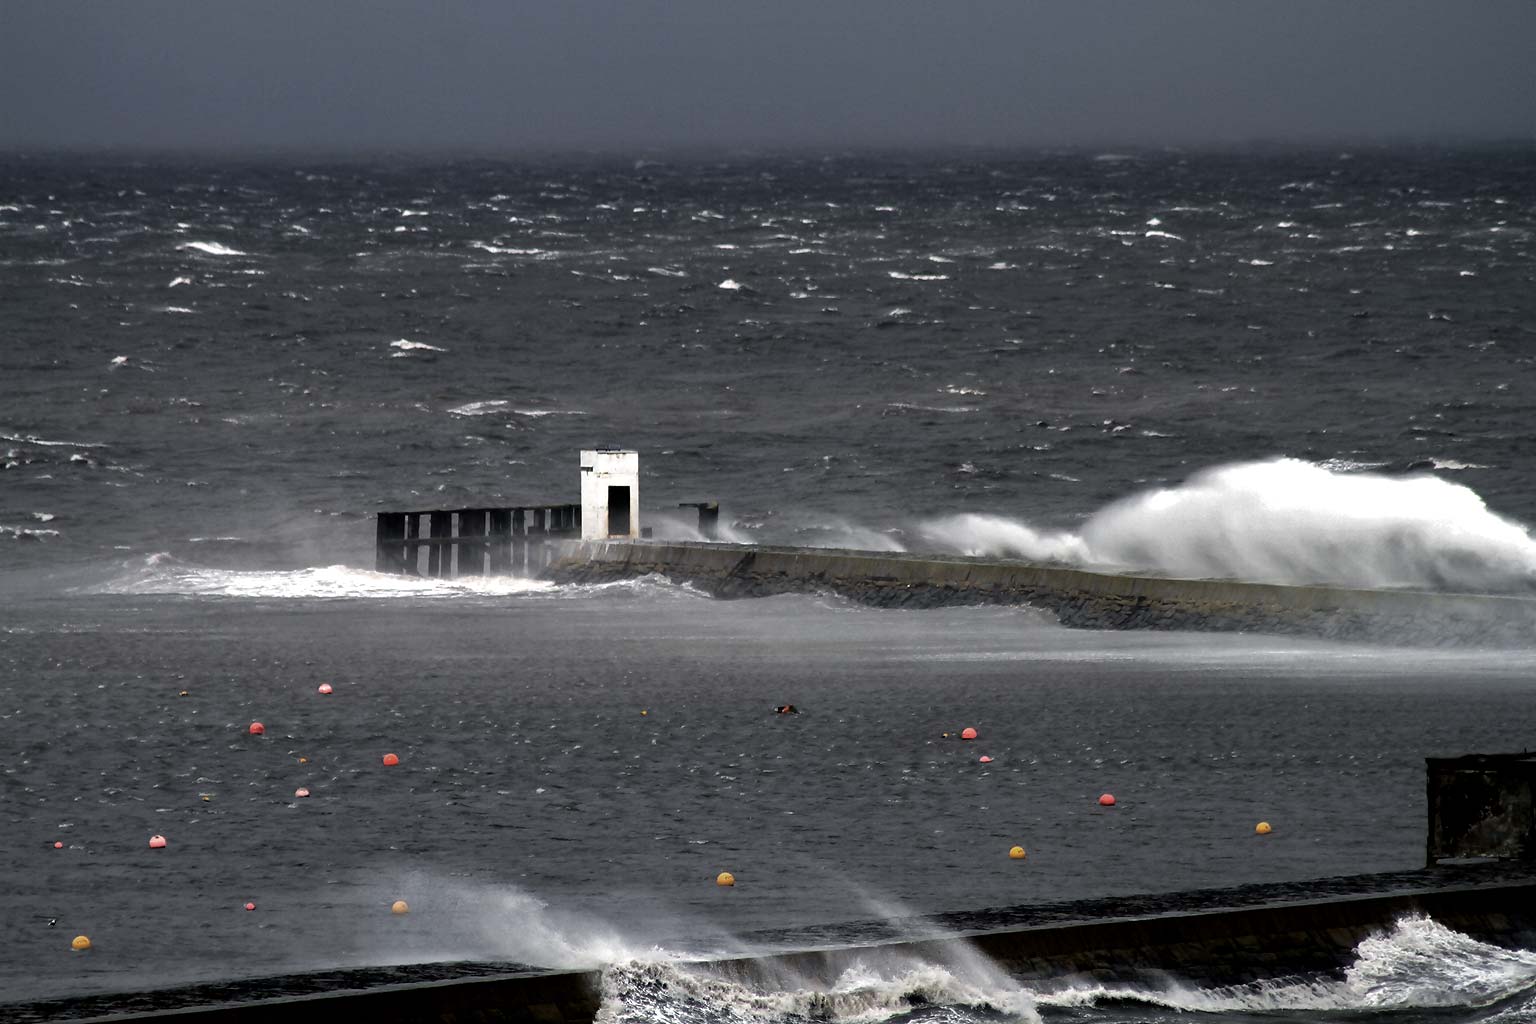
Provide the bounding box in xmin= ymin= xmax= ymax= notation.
xmin=544 ymin=540 xmax=1536 ymax=646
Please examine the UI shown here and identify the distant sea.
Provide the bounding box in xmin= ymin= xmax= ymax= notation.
xmin=4 ymin=147 xmax=1536 ymax=1021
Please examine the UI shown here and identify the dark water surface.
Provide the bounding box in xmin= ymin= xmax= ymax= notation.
xmin=4 ymin=149 xmax=1536 ymax=1021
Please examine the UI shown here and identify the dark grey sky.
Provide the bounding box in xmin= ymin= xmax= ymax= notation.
xmin=3 ymin=1 xmax=1533 ymax=152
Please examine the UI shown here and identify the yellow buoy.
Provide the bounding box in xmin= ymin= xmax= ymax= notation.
xmin=1009 ymin=845 xmax=1027 ymax=860
xmin=716 ymin=872 xmax=735 ymax=887
xmin=71 ymin=935 xmax=92 ymax=951
xmin=391 ymin=900 xmax=410 ymax=915
xmin=1255 ymin=821 xmax=1273 ymax=835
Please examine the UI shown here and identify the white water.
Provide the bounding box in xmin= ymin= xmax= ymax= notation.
xmin=89 ymin=561 xmax=555 ymax=599
xmin=924 ymin=458 xmax=1536 ymax=593
xmin=593 ymin=914 xmax=1536 ymax=1024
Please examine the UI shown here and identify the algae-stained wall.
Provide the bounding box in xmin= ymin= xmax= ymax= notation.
xmin=546 ymin=540 xmax=1536 ymax=646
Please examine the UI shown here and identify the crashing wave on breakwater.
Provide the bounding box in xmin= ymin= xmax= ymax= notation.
xmin=921 ymin=458 xmax=1536 ymax=595
xmin=598 ymin=915 xmax=1536 ymax=1024
xmin=82 ymin=554 xmax=715 ymax=602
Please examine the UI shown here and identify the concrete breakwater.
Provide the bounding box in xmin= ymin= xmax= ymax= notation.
xmin=545 ymin=540 xmax=1536 ymax=646
xmin=45 ymin=876 xmax=1536 ymax=1023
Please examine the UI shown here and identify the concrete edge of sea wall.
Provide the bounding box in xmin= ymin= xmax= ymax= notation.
xmin=544 ymin=540 xmax=1536 ymax=645
xmin=77 ymin=882 xmax=1536 ymax=1023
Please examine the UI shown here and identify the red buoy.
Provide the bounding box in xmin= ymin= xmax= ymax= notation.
xmin=245 ymin=902 xmax=256 ymax=911
xmin=382 ymin=753 xmax=400 ymax=766
xmin=53 ymin=841 xmax=64 ymax=849
xmin=960 ymin=727 xmax=978 ymax=740
xmin=248 ymin=722 xmax=265 ymax=736
xmin=317 ymin=683 xmax=333 ymax=695
xmin=1098 ymin=793 xmax=1116 ymax=807
xmin=979 ymin=755 xmax=993 ymax=764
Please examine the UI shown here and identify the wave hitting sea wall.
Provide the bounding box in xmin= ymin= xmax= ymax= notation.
xmin=545 ymin=541 xmax=1536 ymax=646
xmin=49 ymin=877 xmax=1536 ymax=1023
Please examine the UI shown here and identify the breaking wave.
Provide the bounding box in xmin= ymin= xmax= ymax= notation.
xmin=923 ymin=458 xmax=1536 ymax=594
xmin=600 ymin=945 xmax=1037 ymax=1024
xmin=597 ymin=915 xmax=1536 ymax=1024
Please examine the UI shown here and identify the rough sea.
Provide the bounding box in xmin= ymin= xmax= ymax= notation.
xmin=3 ymin=147 xmax=1536 ymax=1022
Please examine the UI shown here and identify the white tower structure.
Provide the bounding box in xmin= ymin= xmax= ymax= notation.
xmin=580 ymin=449 xmax=640 ymax=540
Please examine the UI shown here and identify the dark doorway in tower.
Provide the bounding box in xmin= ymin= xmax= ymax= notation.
xmin=608 ymin=486 xmax=631 ymax=537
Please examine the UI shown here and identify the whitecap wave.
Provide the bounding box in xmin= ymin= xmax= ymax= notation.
xmin=921 ymin=458 xmax=1536 ymax=593
xmin=390 ymin=338 xmax=447 ymax=354
xmin=178 ymin=241 xmax=249 ymax=257
xmin=0 ymin=433 xmax=108 ymax=449
xmin=446 ymin=399 xmax=585 ymax=418
xmin=1 ymin=525 xmax=61 ymax=541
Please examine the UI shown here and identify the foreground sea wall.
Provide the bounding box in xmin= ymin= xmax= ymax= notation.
xmin=544 ymin=540 xmax=1536 ymax=646
xmin=40 ymin=874 xmax=1536 ymax=1023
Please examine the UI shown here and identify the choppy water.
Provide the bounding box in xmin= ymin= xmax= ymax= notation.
xmin=4 ymin=148 xmax=1536 ymax=1021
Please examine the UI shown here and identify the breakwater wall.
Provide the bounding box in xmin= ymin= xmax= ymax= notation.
xmin=56 ymin=878 xmax=1536 ymax=1023
xmin=719 ymin=881 xmax=1536 ymax=988
xmin=545 ymin=540 xmax=1536 ymax=646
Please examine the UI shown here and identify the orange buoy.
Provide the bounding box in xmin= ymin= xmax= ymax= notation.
xmin=248 ymin=722 xmax=265 ymax=736
xmin=149 ymin=834 xmax=168 ymax=849
xmin=1009 ymin=845 xmax=1027 ymax=860
xmin=716 ymin=871 xmax=735 ymax=887
xmin=53 ymin=841 xmax=64 ymax=849
xmin=978 ymin=755 xmax=993 ymax=764
xmin=960 ymin=727 xmax=978 ymax=740
xmin=294 ymin=787 xmax=311 ymax=798
xmin=245 ymin=901 xmax=256 ymax=911
xmin=71 ymin=935 xmax=92 ymax=951
xmin=382 ymin=753 xmax=400 ymax=766
xmin=317 ymin=683 xmax=333 ymax=695
xmin=1255 ymin=821 xmax=1273 ymax=835
xmin=391 ymin=899 xmax=410 ymax=915
xmin=1098 ymin=793 xmax=1116 ymax=806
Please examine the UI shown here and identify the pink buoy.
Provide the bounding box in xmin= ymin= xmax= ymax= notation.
xmin=53 ymin=841 xmax=64 ymax=849
xmin=317 ymin=683 xmax=333 ymax=695
xmin=248 ymin=722 xmax=265 ymax=736
xmin=978 ymin=755 xmax=993 ymax=764
xmin=149 ymin=834 xmax=168 ymax=849
xmin=244 ymin=902 xmax=256 ymax=911
xmin=1098 ymin=793 xmax=1116 ymax=807
xmin=960 ymin=727 xmax=977 ymax=740
xmin=294 ymin=787 xmax=311 ymax=798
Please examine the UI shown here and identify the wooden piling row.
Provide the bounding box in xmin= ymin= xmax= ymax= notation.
xmin=374 ymin=504 xmax=583 ymax=578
